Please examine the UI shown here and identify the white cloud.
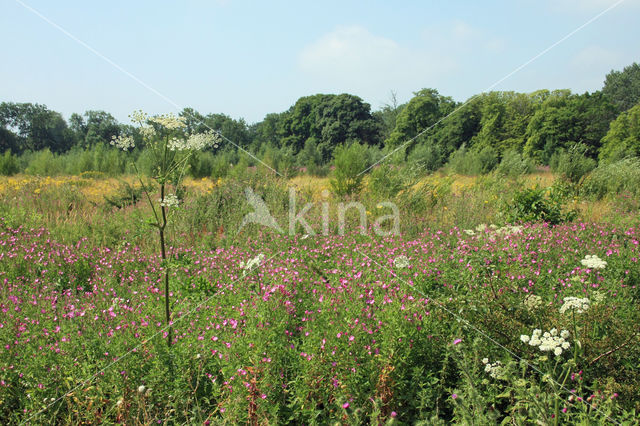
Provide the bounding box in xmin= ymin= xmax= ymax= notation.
xmin=571 ymin=45 xmax=622 ymax=68
xmin=547 ymin=0 xmax=637 ymax=13
xmin=298 ymin=25 xmax=456 ymax=101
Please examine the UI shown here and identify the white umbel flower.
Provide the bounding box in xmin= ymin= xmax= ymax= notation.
xmin=482 ymin=359 xmax=506 ymax=379
xmin=110 ymin=135 xmax=135 ymax=150
xmin=580 ymin=254 xmax=607 ymax=270
xmin=393 ymin=255 xmax=410 ymax=269
xmin=559 ymin=297 xmax=590 ymax=314
xmin=523 ymin=294 xmax=543 ymax=311
xmin=159 ymin=194 xmax=180 ymax=208
xmin=521 ymin=327 xmax=570 ymax=356
xmin=149 ymin=113 xmax=186 ymax=130
xmin=240 ymin=253 xmax=265 ymax=274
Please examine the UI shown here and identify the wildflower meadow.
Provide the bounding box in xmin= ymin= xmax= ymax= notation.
xmin=1 ymin=168 xmax=639 ymax=424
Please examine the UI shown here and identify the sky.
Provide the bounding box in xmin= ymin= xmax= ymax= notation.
xmin=1 ymin=0 xmax=639 ymax=125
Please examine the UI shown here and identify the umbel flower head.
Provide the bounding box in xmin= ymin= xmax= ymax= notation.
xmin=393 ymin=255 xmax=410 ymax=269
xmin=482 ymin=358 xmax=506 ymax=380
xmin=559 ymin=296 xmax=590 ymax=314
xmin=240 ymin=253 xmax=265 ymax=274
xmin=168 ymin=130 xmax=222 ymax=151
xmin=523 ymin=294 xmax=543 ymax=311
xmin=110 ymin=135 xmax=135 ymax=150
xmin=521 ymin=328 xmax=571 ymax=356
xmin=158 ymin=194 xmax=180 ymax=208
xmin=149 ymin=113 xmax=186 ymax=130
xmin=580 ymin=254 xmax=607 ymax=270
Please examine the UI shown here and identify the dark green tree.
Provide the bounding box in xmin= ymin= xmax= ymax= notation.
xmin=279 ymin=93 xmax=382 ymax=162
xmin=0 ymin=102 xmax=74 ymax=153
xmin=385 ymin=88 xmax=457 ymax=150
xmin=599 ymin=102 xmax=640 ymax=163
xmin=602 ymin=62 xmax=640 ymax=113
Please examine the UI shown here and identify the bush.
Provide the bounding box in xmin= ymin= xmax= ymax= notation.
xmin=550 ymin=144 xmax=596 ymax=183
xmin=448 ymin=145 xmax=498 ymax=175
xmin=367 ymin=165 xmax=406 ymax=198
xmin=407 ymin=143 xmax=443 ymax=172
xmin=505 ymin=186 xmax=576 ymax=225
xmin=0 ymin=150 xmax=20 ymax=175
xmin=495 ymin=150 xmax=535 ymax=177
xmin=581 ymin=157 xmax=640 ymax=200
xmin=330 ymin=142 xmax=370 ymax=197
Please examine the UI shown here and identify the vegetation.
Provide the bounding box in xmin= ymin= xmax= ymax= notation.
xmin=1 ymin=61 xmax=640 ymax=424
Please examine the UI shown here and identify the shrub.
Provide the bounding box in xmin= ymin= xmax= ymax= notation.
xmin=367 ymin=165 xmax=406 ymax=198
xmin=505 ymin=186 xmax=577 ymax=225
xmin=0 ymin=150 xmax=20 ymax=175
xmin=407 ymin=143 xmax=443 ymax=172
xmin=448 ymin=145 xmax=498 ymax=175
xmin=581 ymin=157 xmax=640 ymax=200
xmin=330 ymin=142 xmax=370 ymax=197
xmin=550 ymin=144 xmax=596 ymax=183
xmin=495 ymin=150 xmax=535 ymax=177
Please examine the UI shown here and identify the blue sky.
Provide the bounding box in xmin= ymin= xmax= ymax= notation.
xmin=2 ymin=0 xmax=639 ymax=124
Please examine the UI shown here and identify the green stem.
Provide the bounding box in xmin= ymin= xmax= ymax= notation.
xmin=159 ymin=183 xmax=172 ymax=348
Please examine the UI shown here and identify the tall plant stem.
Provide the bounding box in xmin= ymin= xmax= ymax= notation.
xmin=159 ymin=183 xmax=172 ymax=347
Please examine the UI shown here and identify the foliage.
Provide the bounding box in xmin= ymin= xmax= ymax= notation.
xmin=582 ymin=157 xmax=640 ymax=200
xmin=1 ymin=218 xmax=639 ymax=424
xmin=0 ymin=102 xmax=75 ymax=153
xmin=330 ymin=141 xmax=370 ymax=197
xmin=599 ymin=102 xmax=640 ymax=163
xmin=550 ymin=143 xmax=597 ymax=183
xmin=0 ymin=151 xmax=19 ymax=176
xmin=385 ymin=88 xmax=457 ymax=152
xmin=523 ymin=90 xmax=616 ymax=164
xmin=448 ymin=145 xmax=498 ymax=175
xmin=495 ymin=149 xmax=535 ymax=177
xmin=279 ymin=94 xmax=383 ymax=162
xmin=505 ymin=185 xmax=577 ymax=225
xmin=602 ymin=62 xmax=640 ymax=113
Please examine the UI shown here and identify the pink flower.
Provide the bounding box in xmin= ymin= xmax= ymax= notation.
xmin=453 ymin=338 xmax=462 ymax=345
xmin=342 ymin=402 xmax=350 ymax=409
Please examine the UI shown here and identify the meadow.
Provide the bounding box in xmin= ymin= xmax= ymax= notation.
xmin=1 ymin=170 xmax=639 ymax=424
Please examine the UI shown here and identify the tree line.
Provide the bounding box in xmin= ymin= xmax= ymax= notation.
xmin=1 ymin=62 xmax=639 ymax=176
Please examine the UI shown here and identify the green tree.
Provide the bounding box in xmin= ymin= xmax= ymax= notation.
xmin=373 ymin=91 xmax=406 ymax=140
xmin=602 ymin=62 xmax=640 ymax=113
xmin=599 ymin=102 xmax=640 ymax=163
xmin=70 ymin=110 xmax=122 ymax=148
xmin=279 ymin=93 xmax=382 ymax=162
xmin=385 ymin=88 xmax=457 ymax=150
xmin=0 ymin=102 xmax=74 ymax=153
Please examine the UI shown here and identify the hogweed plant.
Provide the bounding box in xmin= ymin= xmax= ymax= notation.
xmin=112 ymin=110 xmax=222 ymax=347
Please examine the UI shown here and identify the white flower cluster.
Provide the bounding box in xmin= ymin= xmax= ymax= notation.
xmin=580 ymin=254 xmax=607 ymax=270
xmin=393 ymin=255 xmax=410 ymax=269
xmin=167 ymin=131 xmax=222 ymax=151
xmin=139 ymin=125 xmax=156 ymax=139
xmin=149 ymin=113 xmax=186 ymax=130
xmin=240 ymin=253 xmax=265 ymax=273
xmin=591 ymin=291 xmax=605 ymax=304
xmin=482 ymin=358 xmax=506 ymax=379
xmin=523 ymin=294 xmax=543 ymax=311
xmin=463 ymin=224 xmax=523 ymax=238
xmin=110 ymin=135 xmax=135 ymax=150
xmin=495 ymin=225 xmax=523 ymax=236
xmin=559 ymin=296 xmax=590 ymax=314
xmin=129 ymin=110 xmax=148 ymax=125
xmin=158 ymin=193 xmax=180 ymax=208
xmin=521 ymin=328 xmax=570 ymax=356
